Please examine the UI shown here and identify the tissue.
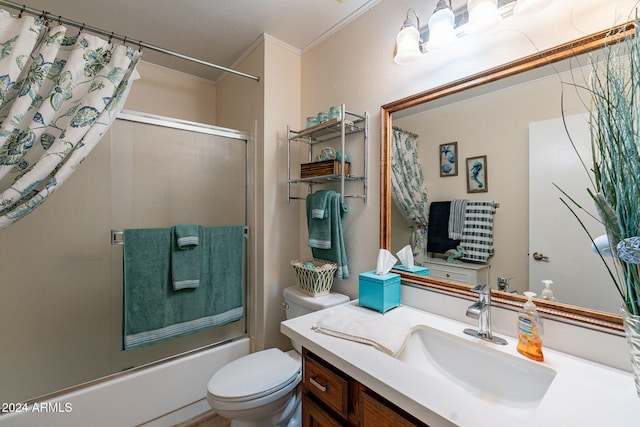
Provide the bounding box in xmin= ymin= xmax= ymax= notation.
xmin=375 ymin=249 xmax=397 ymax=276
xmin=396 ymin=245 xmax=414 ymax=269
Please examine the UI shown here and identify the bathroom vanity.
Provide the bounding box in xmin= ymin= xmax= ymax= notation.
xmin=302 ymin=348 xmax=427 ymax=426
xmin=281 ymin=299 xmax=640 ymax=427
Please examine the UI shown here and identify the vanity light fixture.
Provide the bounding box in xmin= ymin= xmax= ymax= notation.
xmin=394 ymin=1 xmax=457 ymax=63
xmin=393 ymin=0 xmax=553 ymax=64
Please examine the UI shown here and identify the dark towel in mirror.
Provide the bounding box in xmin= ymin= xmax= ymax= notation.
xmin=427 ymin=201 xmax=460 ymax=254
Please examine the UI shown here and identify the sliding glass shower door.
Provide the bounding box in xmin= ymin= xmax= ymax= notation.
xmin=0 ymin=110 xmax=250 ymax=404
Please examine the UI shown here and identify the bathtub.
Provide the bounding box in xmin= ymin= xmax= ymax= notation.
xmin=0 ymin=338 xmax=250 ymax=427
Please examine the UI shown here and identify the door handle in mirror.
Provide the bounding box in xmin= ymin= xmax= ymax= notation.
xmin=532 ymin=251 xmax=549 ymax=261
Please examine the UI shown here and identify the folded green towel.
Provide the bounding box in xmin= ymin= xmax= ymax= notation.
xmin=310 ymin=190 xmax=331 ymax=219
xmin=123 ymin=226 xmax=245 ymax=350
xmin=306 ymin=191 xmax=349 ymax=279
xmin=171 ymin=226 xmax=201 ymax=290
xmin=175 ymin=223 xmax=200 ymax=249
xmin=307 ymin=191 xmax=332 ymax=249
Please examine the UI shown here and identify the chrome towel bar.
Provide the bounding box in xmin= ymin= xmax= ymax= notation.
xmin=111 ymin=227 xmax=249 ymax=245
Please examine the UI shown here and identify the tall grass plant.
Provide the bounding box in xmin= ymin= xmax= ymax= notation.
xmin=561 ymin=21 xmax=640 ymax=316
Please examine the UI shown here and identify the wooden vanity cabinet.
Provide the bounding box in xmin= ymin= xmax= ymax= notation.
xmin=302 ymin=348 xmax=429 ymax=427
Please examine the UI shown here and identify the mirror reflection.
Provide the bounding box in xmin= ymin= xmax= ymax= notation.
xmin=383 ymin=31 xmax=630 ymax=321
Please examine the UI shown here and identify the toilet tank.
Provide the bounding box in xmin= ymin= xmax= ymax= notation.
xmin=283 ymin=286 xmax=349 ymax=353
xmin=283 ymin=286 xmax=349 ymax=320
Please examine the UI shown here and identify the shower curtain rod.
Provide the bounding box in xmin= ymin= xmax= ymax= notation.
xmin=0 ymin=0 xmax=261 ymax=82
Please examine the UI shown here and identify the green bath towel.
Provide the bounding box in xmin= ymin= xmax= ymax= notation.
xmin=123 ymin=226 xmax=245 ymax=350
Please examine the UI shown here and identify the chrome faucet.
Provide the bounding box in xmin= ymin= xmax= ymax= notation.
xmin=463 ymin=284 xmax=508 ymax=345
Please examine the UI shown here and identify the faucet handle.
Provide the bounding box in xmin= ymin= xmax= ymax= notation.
xmin=471 ymin=284 xmax=488 ymax=294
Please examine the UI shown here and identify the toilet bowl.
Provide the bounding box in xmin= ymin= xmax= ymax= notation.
xmin=206 ymin=286 xmax=349 ymax=427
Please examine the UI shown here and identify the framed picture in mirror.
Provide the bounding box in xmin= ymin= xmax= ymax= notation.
xmin=439 ymin=142 xmax=458 ymax=177
xmin=466 ymin=155 xmax=488 ymax=193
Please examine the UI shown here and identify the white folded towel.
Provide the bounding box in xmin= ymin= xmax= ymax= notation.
xmin=312 ymin=308 xmax=411 ymax=357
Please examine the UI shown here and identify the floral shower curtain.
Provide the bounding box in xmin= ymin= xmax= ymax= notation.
xmin=391 ymin=126 xmax=429 ymax=258
xmin=0 ymin=10 xmax=141 ymax=229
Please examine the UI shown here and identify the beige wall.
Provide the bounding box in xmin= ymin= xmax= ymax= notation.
xmin=126 ymin=61 xmax=216 ymax=124
xmin=298 ymin=0 xmax=639 ymax=299
xmin=261 ymin=37 xmax=303 ymax=351
xmin=215 ymin=39 xmax=264 ymax=352
xmin=216 ymin=36 xmax=302 ymax=351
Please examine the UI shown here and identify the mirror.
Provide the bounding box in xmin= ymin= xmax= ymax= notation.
xmin=381 ymin=25 xmax=634 ymax=332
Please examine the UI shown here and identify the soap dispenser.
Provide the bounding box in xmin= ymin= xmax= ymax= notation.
xmin=517 ymin=292 xmax=544 ymax=362
xmin=541 ymin=280 xmax=557 ymax=302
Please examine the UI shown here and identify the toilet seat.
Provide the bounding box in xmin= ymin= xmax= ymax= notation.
xmin=207 ymin=348 xmax=301 ymax=403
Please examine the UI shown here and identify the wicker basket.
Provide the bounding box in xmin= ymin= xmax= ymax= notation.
xmin=290 ymin=259 xmax=337 ymax=297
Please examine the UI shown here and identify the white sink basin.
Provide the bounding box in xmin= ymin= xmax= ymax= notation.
xmin=397 ymin=325 xmax=556 ymax=408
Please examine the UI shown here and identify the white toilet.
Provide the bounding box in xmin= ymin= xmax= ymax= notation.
xmin=207 ymin=286 xmax=349 ymax=427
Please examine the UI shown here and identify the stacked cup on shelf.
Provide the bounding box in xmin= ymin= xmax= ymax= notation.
xmin=305 ymin=105 xmax=342 ymax=128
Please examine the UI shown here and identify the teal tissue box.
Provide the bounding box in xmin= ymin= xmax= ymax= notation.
xmin=393 ymin=265 xmax=430 ymax=276
xmin=358 ymin=271 xmax=401 ymax=313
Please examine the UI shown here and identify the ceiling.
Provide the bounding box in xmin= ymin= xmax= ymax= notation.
xmin=5 ymin=0 xmax=381 ymax=81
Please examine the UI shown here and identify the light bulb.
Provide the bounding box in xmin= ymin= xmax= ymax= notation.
xmin=394 ymin=25 xmax=422 ymax=64
xmin=426 ymin=6 xmax=457 ymax=52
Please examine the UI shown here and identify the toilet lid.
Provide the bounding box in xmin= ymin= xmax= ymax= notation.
xmin=207 ymin=348 xmax=301 ymax=401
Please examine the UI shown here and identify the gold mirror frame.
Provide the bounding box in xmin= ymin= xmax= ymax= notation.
xmin=380 ymin=24 xmax=636 ymax=333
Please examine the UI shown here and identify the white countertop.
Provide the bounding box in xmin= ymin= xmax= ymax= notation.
xmin=281 ymin=301 xmax=640 ymax=427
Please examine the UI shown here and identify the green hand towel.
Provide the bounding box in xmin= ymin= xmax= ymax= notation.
xmin=307 ymin=191 xmax=332 ymax=249
xmin=175 ymin=223 xmax=200 ymax=249
xmin=171 ymin=225 xmax=202 ymax=290
xmin=310 ymin=190 xmax=331 ymax=219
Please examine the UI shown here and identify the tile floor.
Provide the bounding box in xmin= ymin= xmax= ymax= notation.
xmin=174 ymin=410 xmax=230 ymax=427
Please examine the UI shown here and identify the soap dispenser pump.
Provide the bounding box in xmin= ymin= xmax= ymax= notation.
xmin=517 ymin=292 xmax=544 ymax=362
xmin=541 ymin=280 xmax=557 ymax=302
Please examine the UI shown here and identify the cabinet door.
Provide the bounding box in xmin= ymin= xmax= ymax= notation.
xmin=361 ymin=391 xmax=428 ymax=427
xmin=303 ymin=393 xmax=344 ymax=427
